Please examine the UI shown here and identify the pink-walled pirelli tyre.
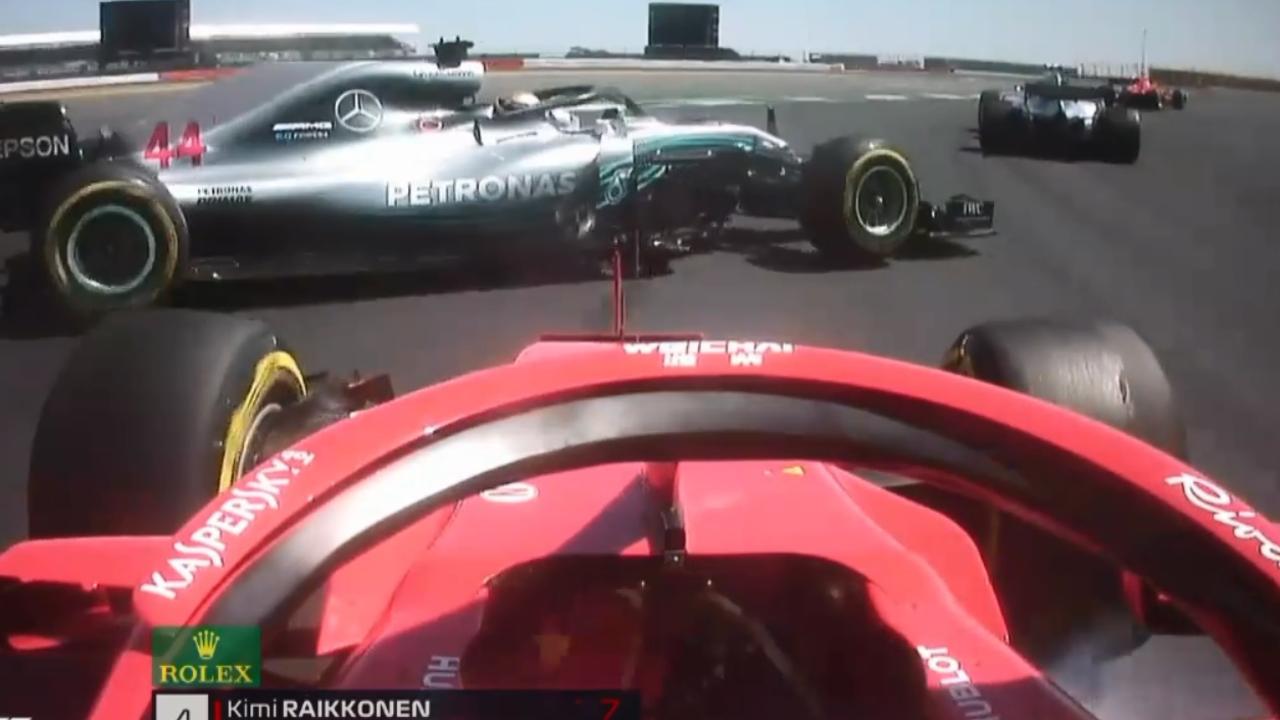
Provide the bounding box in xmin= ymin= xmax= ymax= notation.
xmin=27 ymin=310 xmax=306 ymax=538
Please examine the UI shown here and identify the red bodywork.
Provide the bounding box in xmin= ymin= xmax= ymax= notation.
xmin=1119 ymin=73 xmax=1185 ymax=109
xmin=2 ymin=337 xmax=1279 ymax=719
xmin=1127 ymin=75 xmax=1159 ymax=95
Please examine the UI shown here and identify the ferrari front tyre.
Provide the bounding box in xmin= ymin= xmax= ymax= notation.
xmin=943 ymin=318 xmax=1185 ymax=455
xmin=1096 ymin=106 xmax=1141 ymax=164
xmin=28 ymin=310 xmax=307 ymax=538
xmin=36 ymin=161 xmax=187 ymax=325
xmin=940 ymin=318 xmax=1186 ymax=666
xmin=802 ymin=136 xmax=921 ymax=261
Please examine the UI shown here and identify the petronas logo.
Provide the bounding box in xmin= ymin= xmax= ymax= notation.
xmin=192 ymin=629 xmax=220 ymax=660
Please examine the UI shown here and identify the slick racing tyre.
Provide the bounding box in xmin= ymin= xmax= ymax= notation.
xmin=942 ymin=318 xmax=1185 ymax=455
xmin=1096 ymin=106 xmax=1141 ymax=164
xmin=940 ymin=318 xmax=1186 ymax=676
xmin=1170 ymin=89 xmax=1187 ymax=109
xmin=802 ymin=136 xmax=921 ymax=261
xmin=977 ymin=90 xmax=1015 ymax=154
xmin=28 ymin=310 xmax=307 ymax=537
xmin=36 ymin=161 xmax=187 ymax=325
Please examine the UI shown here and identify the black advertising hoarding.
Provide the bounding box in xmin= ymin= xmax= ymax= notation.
xmin=99 ymin=0 xmax=190 ymax=60
xmin=648 ymin=3 xmax=720 ymax=48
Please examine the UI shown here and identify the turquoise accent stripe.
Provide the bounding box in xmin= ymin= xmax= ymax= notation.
xmin=596 ymin=130 xmax=756 ymax=207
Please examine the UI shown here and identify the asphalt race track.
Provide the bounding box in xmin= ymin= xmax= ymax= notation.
xmin=2 ymin=67 xmax=1278 ymax=718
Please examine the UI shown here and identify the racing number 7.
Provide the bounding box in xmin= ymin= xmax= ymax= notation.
xmin=144 ymin=121 xmax=204 ymax=168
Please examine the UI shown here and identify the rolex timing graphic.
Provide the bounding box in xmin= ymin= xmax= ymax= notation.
xmin=193 ymin=629 xmax=220 ymax=660
xmin=153 ymin=626 xmax=262 ymax=687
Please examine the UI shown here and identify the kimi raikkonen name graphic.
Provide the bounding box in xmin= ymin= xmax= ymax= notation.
xmin=152 ymin=690 xmax=640 ymax=720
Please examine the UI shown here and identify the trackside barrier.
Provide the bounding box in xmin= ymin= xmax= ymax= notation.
xmin=158 ymin=68 xmax=244 ymax=82
xmin=0 ymin=72 xmax=161 ymax=95
xmin=1 ymin=56 xmax=1274 ymax=96
xmin=0 ymin=69 xmax=241 ymax=95
xmin=519 ymin=57 xmax=845 ymax=72
xmin=481 ymin=57 xmax=526 ymax=71
xmin=0 ymin=56 xmax=848 ymax=95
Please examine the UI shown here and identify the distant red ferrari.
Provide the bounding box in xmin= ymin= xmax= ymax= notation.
xmin=1117 ymin=72 xmax=1189 ymax=110
xmin=1 ymin=251 xmax=1277 ymax=720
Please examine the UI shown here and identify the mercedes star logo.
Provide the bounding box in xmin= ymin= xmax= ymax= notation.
xmin=334 ymin=89 xmax=384 ymax=133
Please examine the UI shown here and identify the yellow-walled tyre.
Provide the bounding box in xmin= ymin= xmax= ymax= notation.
xmin=36 ymin=162 xmax=187 ymax=325
xmin=801 ymin=135 xmax=921 ymax=261
xmin=27 ymin=309 xmax=307 ymax=538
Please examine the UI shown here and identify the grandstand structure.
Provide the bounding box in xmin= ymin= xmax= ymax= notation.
xmin=0 ymin=23 xmax=420 ymax=80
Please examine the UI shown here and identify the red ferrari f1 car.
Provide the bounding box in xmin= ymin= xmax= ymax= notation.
xmin=1 ymin=261 xmax=1278 ymax=720
xmin=1116 ymin=73 xmax=1189 ymax=110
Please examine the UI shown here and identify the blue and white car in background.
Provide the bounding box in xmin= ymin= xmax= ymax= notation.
xmin=977 ymin=71 xmax=1142 ymax=164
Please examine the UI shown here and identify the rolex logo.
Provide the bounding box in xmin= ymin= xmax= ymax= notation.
xmin=154 ymin=625 xmax=261 ymax=687
xmin=192 ymin=629 xmax=220 ymax=660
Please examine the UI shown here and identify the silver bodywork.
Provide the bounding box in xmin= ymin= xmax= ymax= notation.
xmin=1022 ymin=94 xmax=1101 ymax=126
xmin=125 ymin=59 xmax=799 ymax=274
xmin=998 ymin=83 xmax=1100 ymax=128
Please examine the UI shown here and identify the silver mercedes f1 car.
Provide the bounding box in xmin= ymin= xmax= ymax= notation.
xmin=0 ymin=41 xmax=995 ymax=322
xmin=978 ymin=72 xmax=1142 ymax=163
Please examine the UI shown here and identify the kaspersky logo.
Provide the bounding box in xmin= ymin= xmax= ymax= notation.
xmin=153 ymin=625 xmax=261 ymax=687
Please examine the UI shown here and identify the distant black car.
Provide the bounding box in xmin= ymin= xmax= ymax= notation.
xmin=978 ymin=72 xmax=1141 ymax=163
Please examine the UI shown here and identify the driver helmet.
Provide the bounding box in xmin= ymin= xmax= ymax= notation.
xmin=463 ymin=580 xmax=662 ymax=694
xmin=497 ymin=91 xmax=540 ymax=113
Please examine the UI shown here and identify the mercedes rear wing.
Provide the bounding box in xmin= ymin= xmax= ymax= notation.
xmin=1023 ymin=82 xmax=1116 ymax=102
